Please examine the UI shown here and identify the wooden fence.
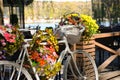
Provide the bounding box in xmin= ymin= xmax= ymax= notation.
xmin=74 ymin=31 xmax=120 ymax=80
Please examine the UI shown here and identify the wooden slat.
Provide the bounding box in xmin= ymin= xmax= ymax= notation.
xmin=75 ymin=48 xmax=95 ymax=53
xmin=84 ymin=65 xmax=94 ymax=70
xmin=109 ymin=76 xmax=120 ymax=80
xmin=79 ymin=40 xmax=95 ymax=45
xmin=93 ymin=32 xmax=120 ymax=39
xmin=94 ymin=41 xmax=117 ymax=55
xmin=76 ymin=44 xmax=95 ymax=49
xmin=87 ymin=52 xmax=95 ymax=57
xmin=87 ymin=76 xmax=95 ymax=80
xmin=83 ymin=61 xmax=93 ymax=66
xmin=82 ymin=48 xmax=95 ymax=53
xmin=100 ymin=71 xmax=120 ymax=80
xmin=98 ymin=55 xmax=118 ymax=72
xmin=76 ymin=56 xmax=95 ymax=61
xmin=84 ymin=69 xmax=95 ymax=74
xmin=76 ymin=53 xmax=95 ymax=58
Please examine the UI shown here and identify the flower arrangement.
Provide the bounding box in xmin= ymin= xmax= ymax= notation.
xmin=80 ymin=14 xmax=99 ymax=40
xmin=0 ymin=24 xmax=24 ymax=59
xmin=59 ymin=12 xmax=99 ymax=41
xmin=28 ymin=28 xmax=61 ymax=79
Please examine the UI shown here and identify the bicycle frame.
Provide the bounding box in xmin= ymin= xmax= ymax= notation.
xmin=15 ymin=25 xmax=85 ymax=80
xmin=13 ymin=45 xmax=27 ymax=80
xmin=15 ymin=36 xmax=84 ymax=80
xmin=13 ymin=42 xmax=40 ymax=80
xmin=57 ymin=36 xmax=85 ymax=79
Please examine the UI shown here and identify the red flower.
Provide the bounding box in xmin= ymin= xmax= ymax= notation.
xmin=3 ymin=32 xmax=16 ymax=43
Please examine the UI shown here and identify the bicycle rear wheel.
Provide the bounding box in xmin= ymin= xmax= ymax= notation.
xmin=63 ymin=50 xmax=99 ymax=80
xmin=0 ymin=61 xmax=33 ymax=80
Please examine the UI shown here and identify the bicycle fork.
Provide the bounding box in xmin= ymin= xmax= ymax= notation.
xmin=9 ymin=48 xmax=26 ymax=80
xmin=69 ymin=52 xmax=87 ymax=80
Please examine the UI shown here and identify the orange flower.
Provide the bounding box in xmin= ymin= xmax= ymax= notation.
xmin=68 ymin=17 xmax=76 ymax=25
xmin=36 ymin=57 xmax=41 ymax=62
xmin=39 ymin=59 xmax=46 ymax=67
xmin=30 ymin=51 xmax=39 ymax=60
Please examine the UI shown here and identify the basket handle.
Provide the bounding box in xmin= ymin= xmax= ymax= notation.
xmin=79 ymin=25 xmax=85 ymax=33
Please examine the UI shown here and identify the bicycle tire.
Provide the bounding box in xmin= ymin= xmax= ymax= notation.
xmin=0 ymin=60 xmax=33 ymax=80
xmin=63 ymin=50 xmax=99 ymax=80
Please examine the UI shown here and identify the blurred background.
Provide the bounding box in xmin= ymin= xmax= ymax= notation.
xmin=0 ymin=0 xmax=120 ymax=30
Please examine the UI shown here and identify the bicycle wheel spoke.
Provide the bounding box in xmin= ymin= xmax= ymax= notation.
xmin=0 ymin=61 xmax=33 ymax=80
xmin=63 ymin=51 xmax=98 ymax=80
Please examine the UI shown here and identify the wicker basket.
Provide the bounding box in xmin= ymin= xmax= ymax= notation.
xmin=57 ymin=25 xmax=84 ymax=45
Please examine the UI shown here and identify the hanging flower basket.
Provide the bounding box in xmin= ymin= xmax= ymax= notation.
xmin=28 ymin=28 xmax=61 ymax=79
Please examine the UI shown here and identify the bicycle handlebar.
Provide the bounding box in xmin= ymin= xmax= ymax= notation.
xmin=23 ymin=24 xmax=85 ymax=48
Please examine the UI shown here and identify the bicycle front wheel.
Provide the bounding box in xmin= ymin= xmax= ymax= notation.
xmin=63 ymin=50 xmax=99 ymax=80
xmin=0 ymin=61 xmax=33 ymax=80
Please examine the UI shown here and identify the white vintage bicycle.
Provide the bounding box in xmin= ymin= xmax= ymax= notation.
xmin=0 ymin=25 xmax=99 ymax=80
